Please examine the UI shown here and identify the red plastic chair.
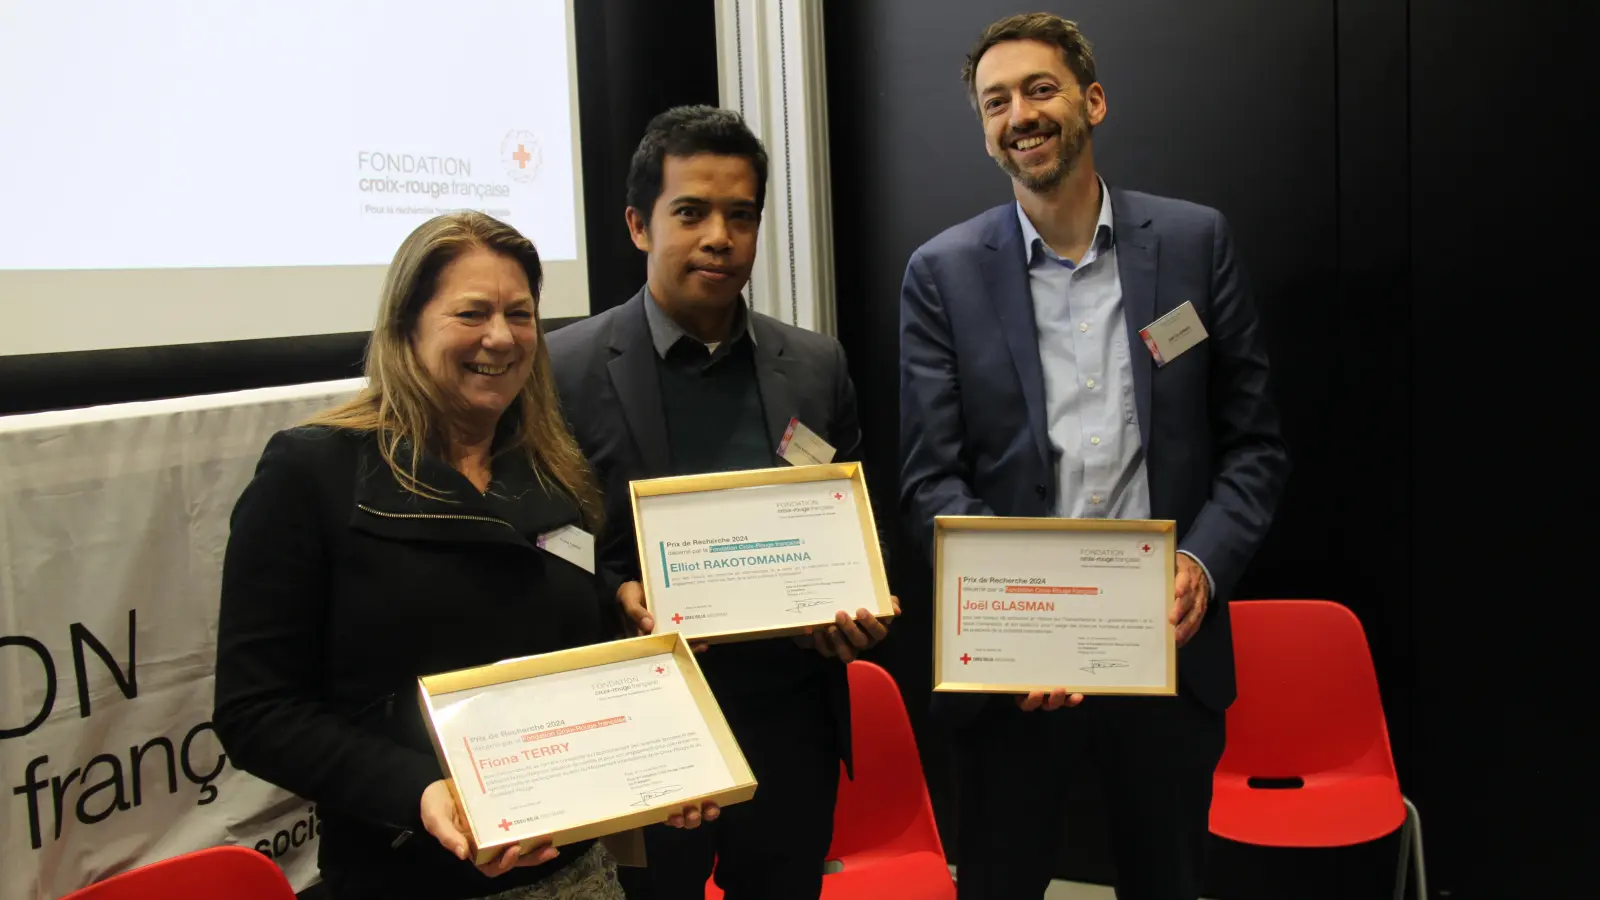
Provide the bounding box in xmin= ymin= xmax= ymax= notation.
xmin=59 ymin=845 xmax=297 ymax=900
xmin=707 ymin=660 xmax=955 ymax=898
xmin=1211 ymin=600 xmax=1426 ymax=900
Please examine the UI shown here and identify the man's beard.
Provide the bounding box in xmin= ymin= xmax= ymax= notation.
xmin=995 ymin=106 xmax=1092 ymax=193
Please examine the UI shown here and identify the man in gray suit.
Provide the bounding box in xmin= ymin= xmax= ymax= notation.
xmin=899 ymin=13 xmax=1290 ymax=900
xmin=547 ymin=105 xmax=891 ymax=900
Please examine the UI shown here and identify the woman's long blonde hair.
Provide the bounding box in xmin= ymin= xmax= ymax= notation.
xmin=305 ymin=211 xmax=601 ymax=528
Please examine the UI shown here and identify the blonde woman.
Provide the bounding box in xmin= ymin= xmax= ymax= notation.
xmin=214 ymin=212 xmax=712 ymax=900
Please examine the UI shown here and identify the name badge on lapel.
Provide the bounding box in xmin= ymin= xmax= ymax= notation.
xmin=1138 ymin=301 xmax=1209 ymax=367
xmin=536 ymin=525 xmax=595 ymax=574
xmin=776 ymin=417 xmax=837 ymax=466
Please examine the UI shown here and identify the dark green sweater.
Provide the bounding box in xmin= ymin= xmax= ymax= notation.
xmin=655 ymin=338 xmax=828 ymax=703
xmin=658 ymin=338 xmax=772 ymax=476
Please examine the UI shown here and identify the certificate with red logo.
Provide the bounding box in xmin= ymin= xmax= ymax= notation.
xmin=933 ymin=517 xmax=1177 ymax=695
xmin=630 ymin=463 xmax=894 ymax=643
xmin=418 ymin=634 xmax=756 ymax=865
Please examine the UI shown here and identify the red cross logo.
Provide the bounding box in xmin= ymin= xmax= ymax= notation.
xmin=498 ymin=819 xmax=513 ymax=831
xmin=511 ymin=144 xmax=532 ymax=168
xmin=833 ymin=492 xmax=844 ymax=500
xmin=1140 ymin=543 xmax=1152 ymax=554
xmin=655 ymin=666 xmax=666 ymax=675
xmin=960 ymin=653 xmax=972 ymax=665
xmin=671 ymin=613 xmax=683 ymax=624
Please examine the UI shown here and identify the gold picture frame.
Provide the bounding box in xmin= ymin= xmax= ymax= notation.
xmin=628 ymin=462 xmax=895 ymax=643
xmin=933 ymin=516 xmax=1178 ymax=696
xmin=417 ymin=633 xmax=757 ymax=866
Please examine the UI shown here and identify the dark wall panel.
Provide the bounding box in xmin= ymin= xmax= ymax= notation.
xmin=1079 ymin=3 xmax=1340 ymax=602
xmin=830 ymin=0 xmax=1585 ymax=896
xmin=574 ymin=0 xmax=721 ymax=314
xmin=827 ymin=0 xmax=1341 ymax=607
xmin=826 ymin=0 xmax=1347 ymax=893
xmin=1407 ymin=1 xmax=1585 ymax=897
xmin=1333 ymin=0 xmax=1415 ymax=806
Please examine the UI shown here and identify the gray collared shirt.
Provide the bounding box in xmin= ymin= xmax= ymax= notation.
xmin=643 ymin=289 xmax=756 ymax=366
xmin=1017 ymin=180 xmax=1151 ymax=521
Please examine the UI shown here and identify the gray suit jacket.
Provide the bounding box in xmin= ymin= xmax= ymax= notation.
xmin=546 ymin=287 xmax=863 ymax=766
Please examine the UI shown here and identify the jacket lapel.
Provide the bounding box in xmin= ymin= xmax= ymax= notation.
xmin=481 ymin=446 xmax=583 ymax=537
xmin=348 ymin=436 xmax=575 ymax=549
xmin=606 ymin=289 xmax=673 ymax=473
xmin=750 ymin=313 xmax=796 ymax=457
xmin=1112 ymin=190 xmax=1158 ymax=450
xmin=979 ymin=208 xmax=1051 ymax=469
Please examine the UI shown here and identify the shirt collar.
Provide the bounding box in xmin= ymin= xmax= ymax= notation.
xmin=1016 ymin=176 xmax=1115 ymax=268
xmin=643 ymin=288 xmax=757 ymax=359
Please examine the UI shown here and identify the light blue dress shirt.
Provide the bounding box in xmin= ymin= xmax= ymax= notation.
xmin=1018 ymin=182 xmax=1212 ymax=586
xmin=1018 ymin=182 xmax=1149 ymax=519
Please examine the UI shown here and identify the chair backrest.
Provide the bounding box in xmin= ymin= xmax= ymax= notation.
xmin=828 ymin=660 xmax=945 ymax=859
xmin=1221 ymin=600 xmax=1397 ymax=779
xmin=60 ymin=845 xmax=297 ymax=900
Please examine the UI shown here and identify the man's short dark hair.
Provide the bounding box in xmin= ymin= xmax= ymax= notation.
xmin=625 ymin=105 xmax=769 ymax=226
xmin=962 ymin=13 xmax=1098 ymax=108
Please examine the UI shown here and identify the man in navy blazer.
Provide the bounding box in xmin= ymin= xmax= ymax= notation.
xmin=899 ymin=14 xmax=1289 ymax=900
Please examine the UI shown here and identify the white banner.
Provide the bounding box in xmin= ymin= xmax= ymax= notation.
xmin=0 ymin=379 xmax=361 ymax=899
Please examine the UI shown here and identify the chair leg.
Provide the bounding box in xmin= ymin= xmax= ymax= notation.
xmin=1392 ymin=796 xmax=1427 ymax=900
xmin=1392 ymin=808 xmax=1412 ymax=900
xmin=1405 ymin=796 xmax=1428 ymax=899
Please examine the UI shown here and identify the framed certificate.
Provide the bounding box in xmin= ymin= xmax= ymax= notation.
xmin=630 ymin=463 xmax=894 ymax=643
xmin=933 ymin=516 xmax=1178 ymax=696
xmin=418 ymin=633 xmax=757 ymax=865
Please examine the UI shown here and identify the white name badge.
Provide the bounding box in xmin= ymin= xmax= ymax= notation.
xmin=1138 ymin=301 xmax=1209 ymax=367
xmin=536 ymin=525 xmax=595 ymax=574
xmin=776 ymin=417 xmax=837 ymax=466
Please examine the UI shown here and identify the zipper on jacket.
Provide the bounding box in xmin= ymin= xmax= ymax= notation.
xmin=356 ymin=503 xmax=516 ymax=531
xmin=349 ymin=691 xmax=397 ymax=724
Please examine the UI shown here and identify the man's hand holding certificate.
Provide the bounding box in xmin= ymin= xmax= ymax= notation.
xmin=1170 ymin=552 xmax=1210 ymax=648
xmin=629 ymin=464 xmax=895 ymax=644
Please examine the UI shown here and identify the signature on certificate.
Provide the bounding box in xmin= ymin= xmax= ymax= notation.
xmin=630 ymin=785 xmax=684 ymax=807
xmin=1080 ymin=658 xmax=1129 ymax=674
xmin=786 ymin=598 xmax=832 ymax=615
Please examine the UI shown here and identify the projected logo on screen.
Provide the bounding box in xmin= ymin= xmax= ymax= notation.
xmin=500 ymin=130 xmax=544 ymax=183
xmin=356 ymin=150 xmax=511 ymax=205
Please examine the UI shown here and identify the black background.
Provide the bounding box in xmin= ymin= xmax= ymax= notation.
xmin=4 ymin=2 xmax=1584 ymax=897
xmin=825 ymin=1 xmax=1583 ymax=897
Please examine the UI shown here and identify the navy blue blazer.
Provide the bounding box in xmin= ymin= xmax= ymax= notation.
xmin=899 ymin=187 xmax=1289 ymax=714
